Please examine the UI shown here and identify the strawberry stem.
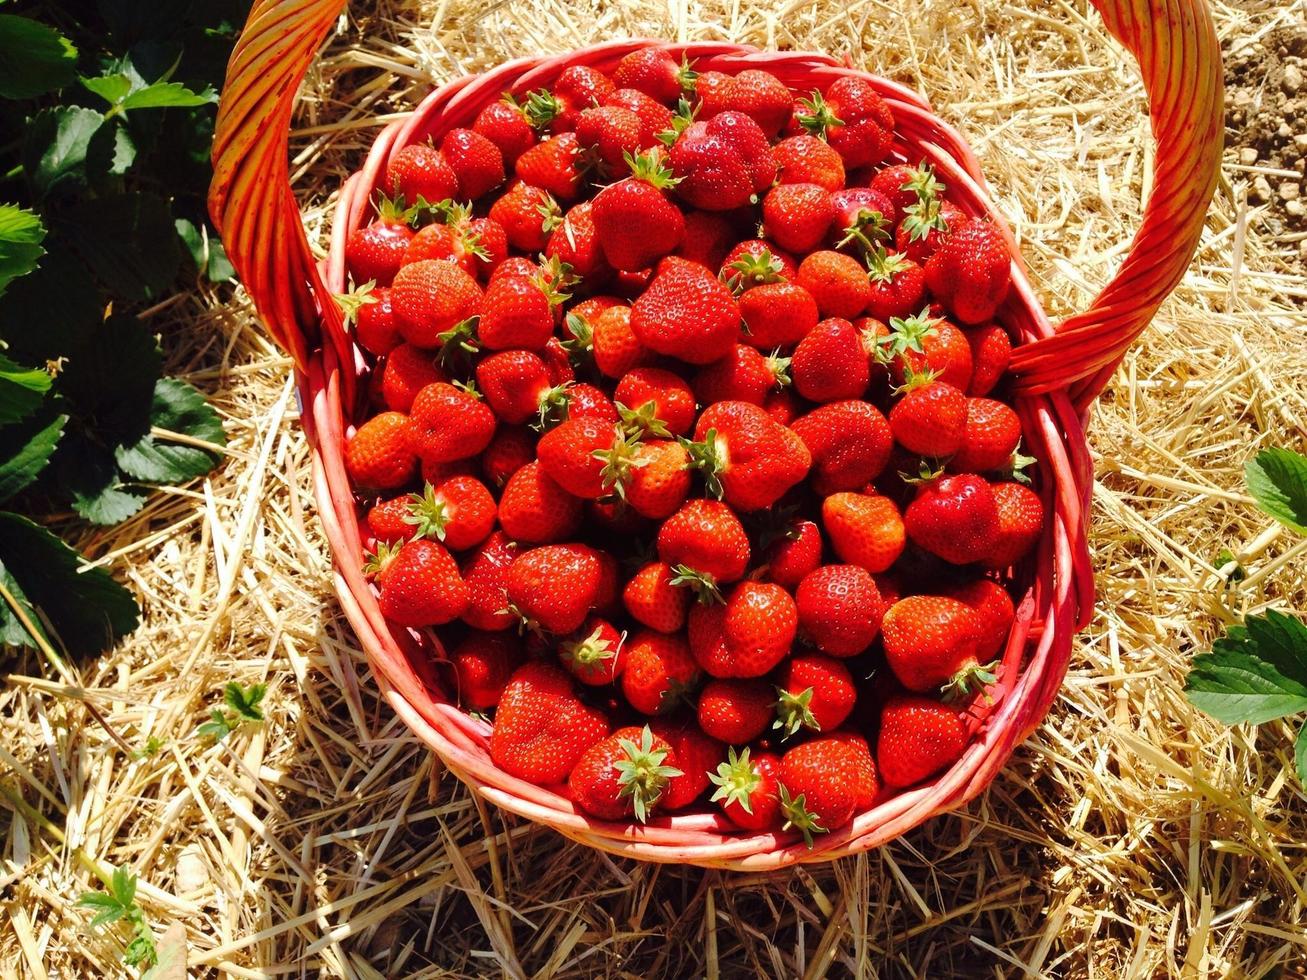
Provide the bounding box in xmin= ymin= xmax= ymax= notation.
xmin=778 ymin=783 xmax=827 ymax=847
xmin=942 ymin=658 xmax=999 ymax=703
xmin=403 ymin=483 xmax=450 ymax=542
xmin=680 ymin=428 xmax=726 ymax=500
xmin=773 ymin=685 xmax=820 ymax=737
xmin=708 ymin=746 xmax=762 ymax=815
xmin=668 ymin=564 xmax=723 ymax=605
xmin=613 ymin=726 xmax=683 ymax=823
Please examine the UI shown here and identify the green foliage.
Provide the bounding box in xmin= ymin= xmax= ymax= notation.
xmin=76 ymin=866 xmax=157 ymax=968
xmin=1245 ymin=447 xmax=1307 ymax=535
xmin=0 ymin=3 xmax=246 ymax=658
xmin=197 ymin=681 xmax=267 ymax=742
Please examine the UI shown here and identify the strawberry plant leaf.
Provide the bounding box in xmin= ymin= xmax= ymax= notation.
xmin=1238 ymin=609 xmax=1307 ymax=689
xmin=1185 ymin=615 xmax=1307 ymax=725
xmin=0 ymin=412 xmax=65 ymax=503
xmin=67 ymin=468 xmax=147 ymax=524
xmin=1245 ymin=448 xmax=1307 ymax=535
xmin=175 ymin=218 xmax=234 ymax=283
xmin=54 ymin=314 xmax=160 ymax=446
xmin=0 ymin=204 xmax=46 ymax=297
xmin=23 ymin=106 xmax=105 ymax=196
xmin=115 ymin=378 xmax=225 ymax=484
xmin=63 ymin=192 xmax=179 ymax=301
xmin=81 ymin=73 xmax=134 ymax=106
xmin=120 ymin=81 xmax=217 ymax=112
xmin=1297 ymin=724 xmax=1307 ymax=789
xmin=75 ymin=891 xmax=128 ymax=928
xmin=0 ymin=14 xmax=78 ymax=99
xmin=0 ymin=246 xmax=101 ymax=363
xmin=0 ymin=354 xmax=51 ymax=424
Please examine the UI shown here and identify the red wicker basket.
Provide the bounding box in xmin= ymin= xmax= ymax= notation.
xmin=209 ymin=2 xmax=1222 ymax=868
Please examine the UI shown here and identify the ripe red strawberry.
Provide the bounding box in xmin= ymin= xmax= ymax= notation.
xmin=896 ymin=197 xmax=967 ymax=264
xmin=865 ymin=248 xmax=926 ymax=321
xmin=560 ymin=616 xmax=626 ymax=686
xmin=697 ymin=677 xmax=774 ymax=744
xmin=675 ymin=210 xmax=737 ymax=270
xmin=983 ymin=482 xmax=1045 ymax=570
xmin=490 ymin=661 xmax=609 ymax=783
xmin=591 ymin=152 xmax=685 ymax=272
xmin=366 ymin=495 xmax=417 ymax=544
xmin=473 ymin=96 xmax=538 ymax=166
xmin=625 ymin=440 xmax=692 ymax=520
xmin=390 ymin=259 xmax=483 ymax=348
xmin=346 ymin=284 xmax=400 ymax=356
xmin=489 ymin=256 xmax=539 ymax=285
xmin=792 ymin=317 xmax=870 ymax=403
xmin=828 ymin=731 xmax=878 ymax=809
xmin=889 ymin=377 xmax=969 ymax=457
xmin=694 ymin=69 xmax=734 ymax=116
xmin=709 ymin=747 xmax=783 ymax=830
xmin=797 ymin=77 xmax=894 ymax=168
xmin=949 ymin=398 xmax=1022 ymax=473
xmin=613 ymin=48 xmax=694 ymax=104
xmin=670 ymin=111 xmax=775 ymax=211
xmin=762 ymin=183 xmax=834 ymax=255
xmin=688 ymin=580 xmax=798 ymax=679
xmin=763 ymin=518 xmax=823 ymax=589
xmin=466 ymin=217 xmax=509 ymax=280
xmin=649 ymin=717 xmax=722 ymax=810
xmin=346 ymin=411 xmax=415 ymax=490
xmin=590 ymin=304 xmax=647 ymax=378
xmin=346 ymin=199 xmax=416 ymax=287
xmin=773 ymin=134 xmax=846 ymax=191
xmin=419 ymin=457 xmax=476 ymax=488
xmin=537 ymin=418 xmax=634 ymax=500
xmin=376 ymin=539 xmax=468 ymax=626
xmin=763 ymin=388 xmax=801 ymax=427
xmin=876 ymin=694 xmax=967 ymax=788
xmin=775 ymin=654 xmax=856 ymax=736
xmin=459 ymin=531 xmax=517 ymax=631
xmin=380 ymin=344 xmax=444 ymax=413
xmin=505 ymin=543 xmax=603 ymax=634
xmin=657 ymin=499 xmax=751 ymax=598
xmin=549 ymin=66 xmax=616 ymax=129
xmin=883 ymin=311 xmax=974 ymax=390
xmin=480 ymin=426 xmax=535 ymax=489
xmin=712 ymin=69 xmax=793 ymax=138
xmin=604 ymin=88 xmax=675 ymax=147
xmin=870 ymin=162 xmax=942 ymax=215
xmin=475 ymin=350 xmax=552 ymax=424
xmin=687 ymin=401 xmax=811 ymax=512
xmin=964 ymin=322 xmax=1012 ymax=396
xmin=904 ymin=474 xmax=1000 ymax=565
xmin=778 ymin=737 xmax=861 ymax=844
xmin=738 ymin=280 xmax=819 ymax=350
xmin=478 ymin=272 xmax=559 ymax=351
xmin=881 ymin=595 xmax=987 ymax=695
xmin=924 ymin=221 xmax=1012 ymax=325
xmin=401 ymin=221 xmax=461 ymax=269
xmin=945 ymin=579 xmax=1015 ymax=660
xmin=791 ymin=400 xmax=893 ymax=495
xmin=515 ymin=132 xmax=586 ymax=201
xmin=386 ymin=144 xmax=459 ymax=207
xmin=614 ymin=366 xmax=696 ymax=437
xmin=489 ymin=180 xmax=559 ymax=252
xmin=829 ymin=187 xmax=894 ymax=251
xmin=440 ymin=127 xmax=504 ymax=200
xmin=821 ymin=492 xmax=905 ymax=573
xmin=569 ymin=725 xmax=681 ymax=821
xmin=623 ymin=561 xmax=691 ymax=633
xmin=575 ymin=104 xmax=643 ymax=173
xmin=545 ymin=202 xmax=608 ymax=287
xmin=795 ymin=564 xmax=883 ymax=657
xmin=408 ymin=382 xmax=496 ymax=464
xmin=621 ymin=630 xmax=699 ymax=715
xmin=561 ymin=383 xmax=619 ymax=426
xmin=395 ymin=475 xmax=496 ymax=551
xmin=721 ymin=240 xmax=799 ymax=287
xmin=693 ymin=344 xmax=790 ymax=407
xmin=629 ymin=257 xmax=739 ymax=365
xmin=498 ymin=461 xmax=582 ymax=543
xmin=450 ymin=631 xmax=522 ymax=710
xmin=796 ymin=251 xmax=872 ymax=320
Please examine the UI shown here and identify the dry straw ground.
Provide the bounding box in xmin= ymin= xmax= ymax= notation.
xmin=3 ymin=0 xmax=1307 ymax=976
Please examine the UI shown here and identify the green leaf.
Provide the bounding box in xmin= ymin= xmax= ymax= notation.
xmin=120 ymin=81 xmax=216 ymax=112
xmin=1246 ymin=448 xmax=1307 ymax=535
xmin=70 ymin=474 xmax=146 ymax=525
xmin=1297 ymin=724 xmax=1307 ymax=789
xmin=115 ymin=378 xmax=225 ymax=484
xmin=0 ymin=246 xmax=102 ymax=363
xmin=76 ymin=891 xmax=127 ymax=928
xmin=0 ymin=15 xmax=78 ymax=99
xmin=81 ymin=73 xmax=133 ymax=106
xmin=175 ymin=218 xmax=234 ymax=283
xmin=0 ymin=513 xmax=139 ymax=654
xmin=0 ymin=204 xmax=46 ymax=296
xmin=1186 ymin=616 xmax=1307 ymax=725
xmin=1237 ymin=609 xmax=1307 ymax=688
xmin=54 ymin=315 xmax=160 ymax=447
xmin=62 ymin=192 xmax=180 ymax=300
xmin=111 ymin=866 xmax=137 ymax=907
xmin=224 ymin=681 xmax=266 ymax=721
xmin=0 ymin=413 xmax=65 ymax=503
xmin=87 ymin=119 xmax=136 ymax=181
xmin=0 ymin=353 xmax=51 ymax=425
xmin=23 ymin=106 xmax=105 ymax=196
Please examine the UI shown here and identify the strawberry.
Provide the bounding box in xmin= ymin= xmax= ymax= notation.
xmin=795 ymin=564 xmax=883 ymax=657
xmin=896 ymin=197 xmax=966 ymax=264
xmin=687 ymin=401 xmax=811 ymax=512
xmin=475 ymin=350 xmax=552 ymax=424
xmin=924 ymin=221 xmax=1012 ymax=324
xmin=778 ymin=736 xmax=861 ymax=844
xmin=451 ymin=631 xmax=522 ymax=710
xmin=613 ymin=48 xmax=695 ymax=104
xmin=697 ymin=677 xmax=774 ymax=744
xmin=537 ymin=418 xmax=636 ymax=500
xmin=376 ymin=539 xmax=468 ymax=626
xmin=883 ymin=311 xmax=974 ymax=390
xmin=669 ymin=111 xmax=775 ymax=211
xmin=629 ymin=257 xmax=739 ymax=365
xmin=569 ymin=725 xmax=681 ymax=821
xmin=467 ymin=217 xmax=509 ymax=280
xmin=762 ymin=518 xmax=823 ymax=589
xmin=791 ymin=400 xmax=893 ymax=495
xmin=590 ymin=304 xmax=648 ymax=378
xmin=401 ymin=222 xmax=460 ymax=269
xmin=795 ymin=250 xmax=872 ymax=320
xmin=481 ymin=426 xmax=535 ymax=489
xmin=390 ymin=259 xmax=484 ymax=348
xmin=625 ymin=439 xmax=692 ymax=520
xmin=829 ymin=187 xmax=894 ymax=251
xmin=489 ymin=256 xmax=539 ymax=285
xmin=562 ymin=383 xmax=620 ymax=426
xmin=621 ymin=630 xmax=699 ymax=715
xmin=346 ymin=411 xmax=416 ymax=490
xmin=773 ymin=134 xmax=846 ymax=191
xmin=345 ymin=284 xmax=400 ymax=356
xmin=346 ymin=199 xmax=416 ymax=287
xmin=560 ymin=616 xmax=626 ymax=686
xmin=693 ymin=344 xmax=790 ymax=407
xmin=623 ymin=561 xmax=691 ymax=633
xmin=380 ymin=344 xmax=444 ymax=413
xmin=505 ymin=543 xmax=603 ymax=634
xmin=791 ymin=317 xmax=871 ymax=403
xmin=498 ymin=460 xmax=582 ymax=543
xmin=762 ymin=183 xmax=833 ymax=254
xmin=575 ymin=104 xmax=644 ymax=173
xmin=889 ymin=377 xmax=969 ymax=457
xmin=738 ymin=280 xmax=819 ymax=350
xmin=865 ymin=247 xmax=926 ymax=321
xmin=711 ymin=69 xmax=793 ymax=138
xmin=944 ymin=579 xmax=1015 ymax=660
xmin=515 ymin=132 xmax=586 ymax=201
xmin=366 ymin=495 xmax=418 ymax=543
xmin=709 ymin=747 xmax=783 ymax=830
xmin=408 ymin=382 xmax=496 ymax=464
xmin=870 ymin=162 xmax=942 ymax=216
xmin=693 ymin=70 xmax=734 ymax=117
xmin=549 ymin=67 xmax=616 ymax=129
xmin=675 ymin=210 xmax=737 ymax=270
xmin=949 ymin=398 xmax=1021 ymax=473
xmin=397 ymin=476 xmax=496 ymax=551
xmin=797 ymin=77 xmax=894 ymax=168
xmin=489 ymin=180 xmax=559 ymax=252
xmin=478 ymin=271 xmax=560 ymax=351
xmin=904 ymin=474 xmax=1000 ymax=565
xmin=657 ymin=499 xmax=751 ymax=598
xmin=591 ymin=152 xmax=685 ymax=272
xmin=881 ymin=594 xmax=990 ymax=696
xmin=386 ymin=144 xmax=459 ymax=207
xmin=720 ymin=240 xmax=800 ymax=287
xmin=640 ymin=720 xmax=716 ymax=813
xmin=763 ymin=387 xmax=802 ymax=426
xmin=963 ymin=322 xmax=1012 ymax=397
xmin=821 ymin=492 xmax=906 ymax=573
xmin=604 ymin=88 xmax=675 ymax=147
xmin=775 ymin=654 xmax=856 ymax=736
xmin=876 ymin=694 xmax=967 ymax=788
xmin=688 ymin=580 xmax=797 ymax=678
xmin=440 ymin=127 xmax=505 ymax=200
xmin=473 ymin=96 xmax=538 ymax=166
xmin=545 ymin=202 xmax=608 ymax=287
xmin=614 ymin=366 xmax=696 ymax=437
xmin=460 ymin=531 xmax=518 ymax=631
xmin=983 ymin=482 xmax=1045 ymax=570
xmin=490 ymin=661 xmax=609 ymax=783
xmin=419 ymin=457 xmax=476 ymax=487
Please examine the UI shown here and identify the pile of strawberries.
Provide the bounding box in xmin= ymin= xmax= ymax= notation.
xmin=339 ymin=48 xmax=1044 ymax=844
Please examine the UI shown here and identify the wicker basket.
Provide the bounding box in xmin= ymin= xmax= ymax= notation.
xmin=208 ymin=2 xmax=1222 ymax=869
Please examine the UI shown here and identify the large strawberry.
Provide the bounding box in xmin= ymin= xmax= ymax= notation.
xmin=575 ymin=104 xmax=643 ymax=173
xmin=489 ymin=661 xmax=609 ymax=783
xmin=621 ymin=630 xmax=700 ymax=715
xmin=386 ymin=145 xmax=458 ymax=207
xmin=944 ymin=579 xmax=1015 ymax=660
xmin=774 ymin=654 xmax=856 ymax=736
xmin=591 ymin=152 xmax=685 ymax=272
xmin=738 ymin=279 xmax=819 ymax=350
xmin=795 ymin=564 xmax=883 ymax=657
xmin=876 ymin=694 xmax=966 ymax=788
xmin=614 ymin=366 xmax=697 ymax=437
xmin=865 ymin=247 xmax=926 ymax=321
xmin=762 ymin=182 xmax=833 ymax=254
xmin=478 ymin=271 xmax=561 ymax=351
xmin=773 ymin=134 xmax=846 ymax=191
xmin=791 ymin=400 xmax=893 ymax=495
xmin=408 ymin=382 xmax=496 ymax=464
xmin=345 ymin=411 xmax=416 ymax=490
xmin=697 ymin=677 xmax=774 ymax=744
xmin=796 ymin=250 xmax=872 ymax=320
xmin=709 ymin=747 xmax=783 ymax=830
xmin=629 ymin=257 xmax=740 ymax=365
xmin=459 ymin=531 xmax=517 ymax=631
xmin=537 ymin=417 xmax=638 ymax=500
xmin=515 ymin=132 xmax=587 ymax=200
xmin=791 ymin=317 xmax=871 ymax=403
xmin=656 ymin=499 xmax=751 ymax=599
xmin=948 ymin=397 xmax=1022 ymax=473
xmin=821 ymin=492 xmax=906 ymax=573
xmin=797 ymin=77 xmax=894 ymax=168
xmin=390 ymin=259 xmax=484 ymax=348
xmin=778 ymin=736 xmax=862 ymax=845
xmin=883 ymin=310 xmax=974 ymax=390
xmin=505 ymin=543 xmax=603 ymax=634
xmin=473 ymin=96 xmax=538 ymax=166
xmin=441 ymin=127 xmax=505 ymax=200
xmin=903 ymin=474 xmax=1000 ymax=565
xmin=497 ymin=461 xmax=582 ymax=543
xmin=693 ymin=345 xmax=790 ymax=408
xmin=547 ymin=67 xmax=616 ymax=130
xmin=881 ymin=595 xmax=991 ymax=697
xmin=964 ymin=322 xmax=1012 ymax=397
xmin=924 ymin=221 xmax=1012 ymax=324
xmin=612 ymin=48 xmax=695 ymax=104
xmin=669 ymin=111 xmax=775 ymax=211
xmin=829 ymin=187 xmax=894 ymax=251
xmin=488 ymin=180 xmax=559 ymax=252
xmin=762 ymin=518 xmax=824 ymax=590
xmin=625 ymin=439 xmax=692 ymax=520
xmin=395 ymin=476 xmax=495 ymax=551
xmin=982 ymin=481 xmax=1045 ymax=569
xmin=623 ymin=561 xmax=691 ymax=633
xmin=345 ymin=197 xmax=416 ymax=287
xmin=450 ymin=632 xmax=522 ymax=710
xmin=376 ymin=539 xmax=469 ymax=627
xmin=380 ymin=344 xmax=445 ymax=413
xmin=686 ymin=401 xmax=811 ymax=512
xmin=688 ymin=581 xmax=797 ymax=678
xmin=569 ymin=725 xmax=682 ymax=821
xmin=475 ymin=349 xmax=554 ymax=424
xmin=888 ymin=377 xmax=969 ymax=458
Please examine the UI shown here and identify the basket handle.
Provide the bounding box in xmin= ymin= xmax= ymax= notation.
xmin=209 ymin=0 xmax=1222 ymax=414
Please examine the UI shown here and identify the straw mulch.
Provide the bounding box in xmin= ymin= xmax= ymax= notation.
xmin=3 ymin=0 xmax=1306 ymax=976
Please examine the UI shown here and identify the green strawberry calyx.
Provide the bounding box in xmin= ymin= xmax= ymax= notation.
xmin=865 ymin=245 xmax=913 ymax=284
xmin=537 ymin=194 xmax=564 ymax=234
xmin=533 ymin=382 xmax=575 ymax=432
xmin=614 ymin=726 xmax=683 ymax=823
xmin=436 ymin=317 xmax=481 ymax=369
xmin=625 ymin=149 xmax=682 ymax=190
xmin=593 ymin=428 xmax=648 ymax=499
xmin=942 ymin=658 xmax=1000 ymax=704
xmin=668 ymin=563 xmax=724 ymax=605
xmin=403 ymin=483 xmax=451 ymax=542
xmin=796 ymin=89 xmax=844 ymax=139
xmin=773 ymin=685 xmax=820 ymax=738
xmin=877 ymin=308 xmax=941 ymax=365
xmin=331 ymin=279 xmax=378 ymax=324
xmin=676 ymin=55 xmax=700 ymax=92
xmin=902 ymin=162 xmax=944 ymax=203
xmin=723 ymin=249 xmax=786 ymax=294
xmin=837 ymin=208 xmax=891 ymax=253
xmin=520 ymin=88 xmax=561 ymax=130
xmin=560 ymin=624 xmax=623 ymax=679
xmin=375 ymin=192 xmax=422 ymax=227
xmin=534 ymin=256 xmax=578 ymax=307
xmin=680 ymin=427 xmax=727 ymax=500
xmin=362 ymin=539 xmax=401 ymax=579
xmin=899 ymin=197 xmax=950 ymax=243
xmin=656 ymin=96 xmax=699 ymax=148
xmin=708 ymin=746 xmax=763 ymax=814
xmin=617 ymin=399 xmax=674 ymax=440
xmin=778 ymin=783 xmax=827 ymax=848
xmin=898 ymin=456 xmax=947 ymax=486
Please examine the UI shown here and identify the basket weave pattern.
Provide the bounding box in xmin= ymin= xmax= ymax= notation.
xmin=209 ymin=4 xmax=1222 ymax=868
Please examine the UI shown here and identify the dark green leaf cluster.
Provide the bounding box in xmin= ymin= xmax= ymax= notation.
xmin=76 ymin=866 xmax=157 ymax=968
